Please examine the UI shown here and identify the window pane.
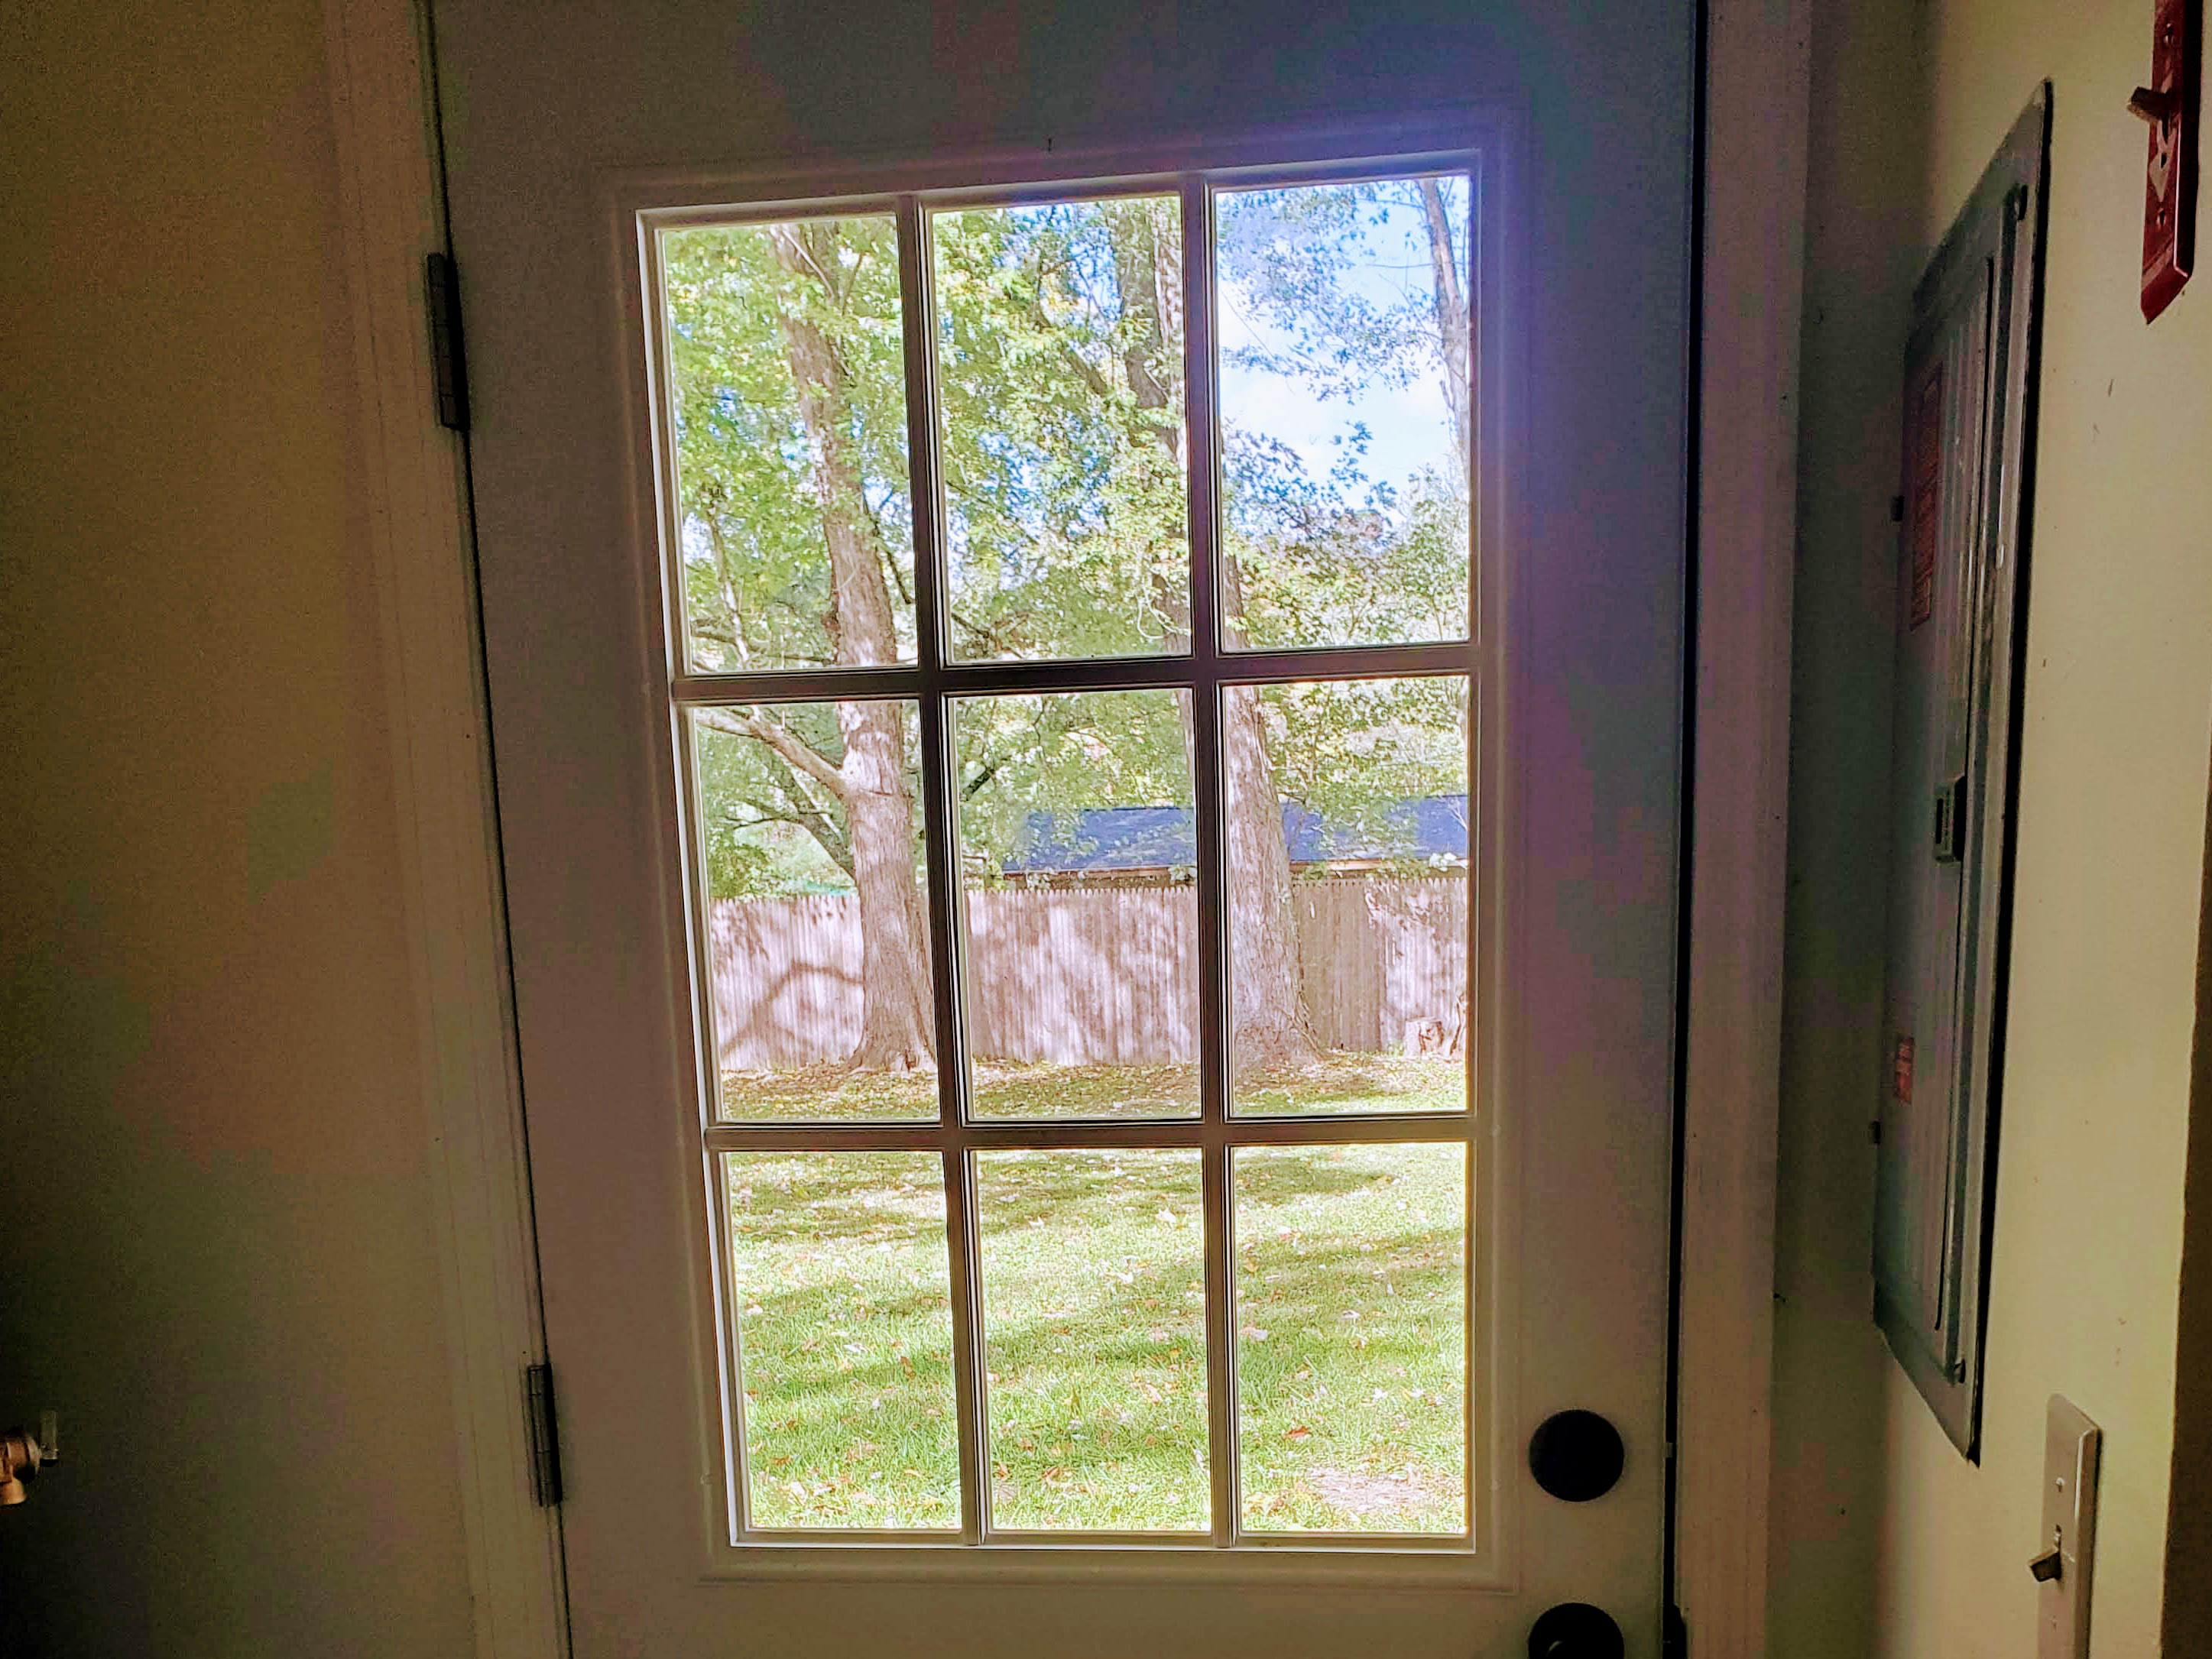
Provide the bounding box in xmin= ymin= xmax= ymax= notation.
xmin=726 ymin=1152 xmax=959 ymax=1531
xmin=1235 ymin=1144 xmax=1467 ymax=1534
xmin=694 ymin=701 xmax=938 ymax=1120
xmin=954 ymin=689 xmax=1198 ymax=1120
xmin=934 ymin=196 xmax=1190 ymax=662
xmin=663 ymin=215 xmax=916 ymax=672
xmin=1224 ymin=677 xmax=1470 ymax=1116
xmin=975 ymin=1150 xmax=1208 ymax=1531
xmin=1214 ymin=175 xmax=1472 ymax=650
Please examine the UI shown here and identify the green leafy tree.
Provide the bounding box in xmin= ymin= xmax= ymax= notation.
xmin=666 ymin=178 xmax=1470 ymax=1075
xmin=1213 ymin=178 xmax=1471 ymax=1063
xmin=1215 ymin=178 xmax=1471 ymax=653
xmin=932 ymin=197 xmax=1189 ymax=660
xmin=668 ymin=216 xmax=932 ymax=1071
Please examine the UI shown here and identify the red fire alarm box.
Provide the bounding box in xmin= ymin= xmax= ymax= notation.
xmin=2135 ymin=0 xmax=2201 ymax=320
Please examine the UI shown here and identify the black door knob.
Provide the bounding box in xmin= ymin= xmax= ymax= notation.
xmin=1527 ymin=1602 xmax=1624 ymax=1659
xmin=1528 ymin=1409 xmax=1626 ymax=1502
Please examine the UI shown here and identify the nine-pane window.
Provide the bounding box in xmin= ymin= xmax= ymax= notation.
xmin=657 ymin=156 xmax=1481 ymax=1546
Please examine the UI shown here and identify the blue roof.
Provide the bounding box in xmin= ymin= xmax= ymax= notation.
xmin=1003 ymin=795 xmax=1468 ymax=875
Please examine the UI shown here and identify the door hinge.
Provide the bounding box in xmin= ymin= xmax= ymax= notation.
xmin=1665 ymin=1600 xmax=1688 ymax=1659
xmin=524 ymin=1360 xmax=563 ymax=1507
xmin=425 ymin=251 xmax=471 ymax=433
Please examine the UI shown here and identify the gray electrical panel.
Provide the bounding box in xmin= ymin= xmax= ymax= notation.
xmin=1874 ymin=89 xmax=2048 ymax=1458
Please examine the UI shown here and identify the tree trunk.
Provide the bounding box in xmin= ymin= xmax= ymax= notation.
xmin=1107 ymin=206 xmax=1317 ymax=1073
xmin=774 ymin=225 xmax=934 ymax=1071
xmin=1109 ymin=204 xmax=1175 ymax=435
xmin=838 ymin=698 xmax=935 ymax=1071
xmin=1417 ymin=179 xmax=1471 ymax=478
xmin=1220 ymin=557 xmax=1318 ymax=1069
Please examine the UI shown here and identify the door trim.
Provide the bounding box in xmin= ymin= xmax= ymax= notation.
xmin=320 ymin=0 xmax=569 ymax=1652
xmin=604 ymin=113 xmax=1517 ymax=1589
xmin=324 ymin=0 xmax=1805 ymax=1648
xmin=1673 ymin=0 xmax=1811 ymax=1653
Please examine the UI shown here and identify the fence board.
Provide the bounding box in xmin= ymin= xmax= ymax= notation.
xmin=705 ymin=876 xmax=1467 ymax=1071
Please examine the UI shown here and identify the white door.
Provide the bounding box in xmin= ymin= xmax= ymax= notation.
xmin=433 ymin=5 xmax=1691 ymax=1653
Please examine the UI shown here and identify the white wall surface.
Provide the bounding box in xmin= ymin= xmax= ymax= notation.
xmin=1772 ymin=1 xmax=2212 ymax=1653
xmin=1766 ymin=0 xmax=1925 ymax=1649
xmin=0 ymin=2 xmax=478 ymax=1651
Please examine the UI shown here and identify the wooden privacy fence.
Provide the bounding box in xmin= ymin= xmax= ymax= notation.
xmin=707 ymin=875 xmax=1467 ymax=1070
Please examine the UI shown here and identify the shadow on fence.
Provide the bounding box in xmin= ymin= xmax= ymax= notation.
xmin=707 ymin=875 xmax=1467 ymax=1071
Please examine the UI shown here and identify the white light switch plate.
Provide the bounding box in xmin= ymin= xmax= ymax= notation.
xmin=2038 ymin=1395 xmax=2100 ymax=1659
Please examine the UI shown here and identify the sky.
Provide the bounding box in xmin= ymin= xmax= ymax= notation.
xmin=1213 ymin=180 xmax=1468 ymax=502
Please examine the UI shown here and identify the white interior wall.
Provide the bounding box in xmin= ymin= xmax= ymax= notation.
xmin=0 ymin=3 xmax=478 ymax=1651
xmin=1771 ymin=2 xmax=2212 ymax=1653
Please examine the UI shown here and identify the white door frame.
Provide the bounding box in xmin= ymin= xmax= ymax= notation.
xmin=319 ymin=0 xmax=569 ymax=1653
xmin=319 ymin=0 xmax=1807 ymax=1648
xmin=1672 ymin=0 xmax=1810 ymax=1651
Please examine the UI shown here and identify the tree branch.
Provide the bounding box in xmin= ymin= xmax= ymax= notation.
xmin=961 ymin=753 xmax=1010 ymax=800
xmin=776 ymin=222 xmax=839 ymax=300
xmin=696 ymin=705 xmax=849 ymax=802
xmin=751 ymin=754 xmax=855 ymax=876
xmin=718 ymin=792 xmax=855 ymax=878
xmin=948 ymin=600 xmax=1027 ymax=658
xmin=1056 ymin=340 xmax=1113 ymax=401
xmin=701 ymin=510 xmax=755 ymax=668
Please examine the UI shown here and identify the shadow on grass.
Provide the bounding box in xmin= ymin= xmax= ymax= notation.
xmin=731 ymin=1141 xmax=1467 ymax=1532
xmin=722 ymin=1052 xmax=1464 ymax=1123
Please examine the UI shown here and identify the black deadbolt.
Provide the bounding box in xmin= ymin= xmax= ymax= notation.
xmin=1527 ymin=1409 xmax=1625 ymax=1502
xmin=1527 ymin=1602 xmax=1625 ymax=1659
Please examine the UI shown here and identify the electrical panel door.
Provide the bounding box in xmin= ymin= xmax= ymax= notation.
xmin=1874 ymin=90 xmax=2048 ymax=1458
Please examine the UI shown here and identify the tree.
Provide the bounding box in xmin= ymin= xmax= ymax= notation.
xmin=1214 ymin=178 xmax=1472 ymax=653
xmin=1212 ymin=177 xmax=1471 ymax=1067
xmin=669 ymin=215 xmax=932 ymax=1072
xmin=930 ymin=197 xmax=1189 ymax=660
xmin=664 ymin=177 xmax=1471 ymax=1078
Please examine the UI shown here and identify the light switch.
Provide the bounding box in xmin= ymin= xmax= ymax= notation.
xmin=2036 ymin=1395 xmax=2101 ymax=1659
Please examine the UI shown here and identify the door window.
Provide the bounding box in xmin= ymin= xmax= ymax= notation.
xmin=654 ymin=159 xmax=1483 ymax=1548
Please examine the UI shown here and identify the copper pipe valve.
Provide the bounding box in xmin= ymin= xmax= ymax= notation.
xmin=1 ymin=1414 xmax=59 ymax=1508
xmin=0 ymin=1429 xmax=42 ymax=1506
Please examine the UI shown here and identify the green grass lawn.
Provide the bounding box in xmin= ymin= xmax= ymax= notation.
xmin=727 ymin=1150 xmax=962 ymax=1530
xmin=726 ymin=1064 xmax=1467 ymax=1537
xmin=1234 ymin=1144 xmax=1465 ymax=1532
xmin=974 ymin=1149 xmax=1211 ymax=1530
xmin=722 ymin=1051 xmax=1465 ymax=1121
